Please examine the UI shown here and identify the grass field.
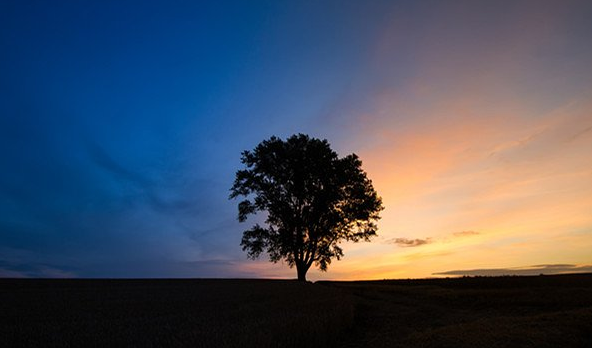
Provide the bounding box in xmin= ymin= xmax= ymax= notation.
xmin=2 ymin=273 xmax=591 ymax=347
xmin=323 ymin=273 xmax=592 ymax=348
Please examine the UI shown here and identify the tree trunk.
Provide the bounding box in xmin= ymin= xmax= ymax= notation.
xmin=296 ymin=263 xmax=308 ymax=281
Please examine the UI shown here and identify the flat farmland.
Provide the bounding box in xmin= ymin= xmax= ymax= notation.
xmin=323 ymin=273 xmax=592 ymax=348
xmin=2 ymin=273 xmax=592 ymax=347
xmin=1 ymin=279 xmax=353 ymax=347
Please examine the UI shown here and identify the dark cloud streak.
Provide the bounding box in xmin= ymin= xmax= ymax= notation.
xmin=389 ymin=238 xmax=432 ymax=248
xmin=86 ymin=142 xmax=153 ymax=187
xmin=434 ymin=264 xmax=592 ymax=277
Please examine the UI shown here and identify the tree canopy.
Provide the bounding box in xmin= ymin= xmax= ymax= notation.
xmin=230 ymin=134 xmax=383 ymax=281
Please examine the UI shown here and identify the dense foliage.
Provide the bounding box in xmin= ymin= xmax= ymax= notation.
xmin=230 ymin=134 xmax=383 ymax=280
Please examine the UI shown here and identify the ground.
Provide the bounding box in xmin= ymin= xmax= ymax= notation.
xmin=325 ymin=274 xmax=592 ymax=347
xmin=2 ymin=273 xmax=591 ymax=347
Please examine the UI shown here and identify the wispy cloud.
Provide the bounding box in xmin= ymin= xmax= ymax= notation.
xmin=568 ymin=125 xmax=592 ymax=142
xmin=86 ymin=142 xmax=152 ymax=187
xmin=0 ymin=260 xmax=77 ymax=278
xmin=388 ymin=238 xmax=432 ymax=248
xmin=488 ymin=128 xmax=547 ymax=158
xmin=434 ymin=264 xmax=592 ymax=277
xmin=0 ymin=267 xmax=28 ymax=278
xmin=387 ymin=231 xmax=478 ymax=248
xmin=452 ymin=231 xmax=480 ymax=237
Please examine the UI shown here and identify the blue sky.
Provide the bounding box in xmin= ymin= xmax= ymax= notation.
xmin=0 ymin=0 xmax=392 ymax=277
xmin=1 ymin=1 xmax=592 ymax=279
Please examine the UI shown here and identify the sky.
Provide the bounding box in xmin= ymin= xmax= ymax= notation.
xmin=1 ymin=0 xmax=591 ymax=279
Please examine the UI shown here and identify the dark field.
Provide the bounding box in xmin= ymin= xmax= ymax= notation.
xmin=2 ymin=274 xmax=592 ymax=347
xmin=323 ymin=274 xmax=592 ymax=348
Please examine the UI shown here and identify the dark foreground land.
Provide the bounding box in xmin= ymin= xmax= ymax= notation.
xmin=1 ymin=274 xmax=592 ymax=347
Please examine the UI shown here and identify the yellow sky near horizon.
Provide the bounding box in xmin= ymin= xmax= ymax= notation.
xmin=324 ymin=2 xmax=592 ymax=280
xmin=240 ymin=93 xmax=592 ymax=280
xmin=327 ymin=96 xmax=592 ymax=280
xmin=258 ymin=2 xmax=592 ymax=280
xmin=229 ymin=1 xmax=592 ymax=280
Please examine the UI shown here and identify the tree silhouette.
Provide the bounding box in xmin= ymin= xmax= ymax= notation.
xmin=230 ymin=134 xmax=383 ymax=281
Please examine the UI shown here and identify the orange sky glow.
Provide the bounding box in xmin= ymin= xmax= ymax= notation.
xmin=4 ymin=1 xmax=592 ymax=280
xmin=241 ymin=1 xmax=592 ymax=280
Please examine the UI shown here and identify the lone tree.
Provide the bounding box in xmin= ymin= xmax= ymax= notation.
xmin=230 ymin=134 xmax=383 ymax=281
